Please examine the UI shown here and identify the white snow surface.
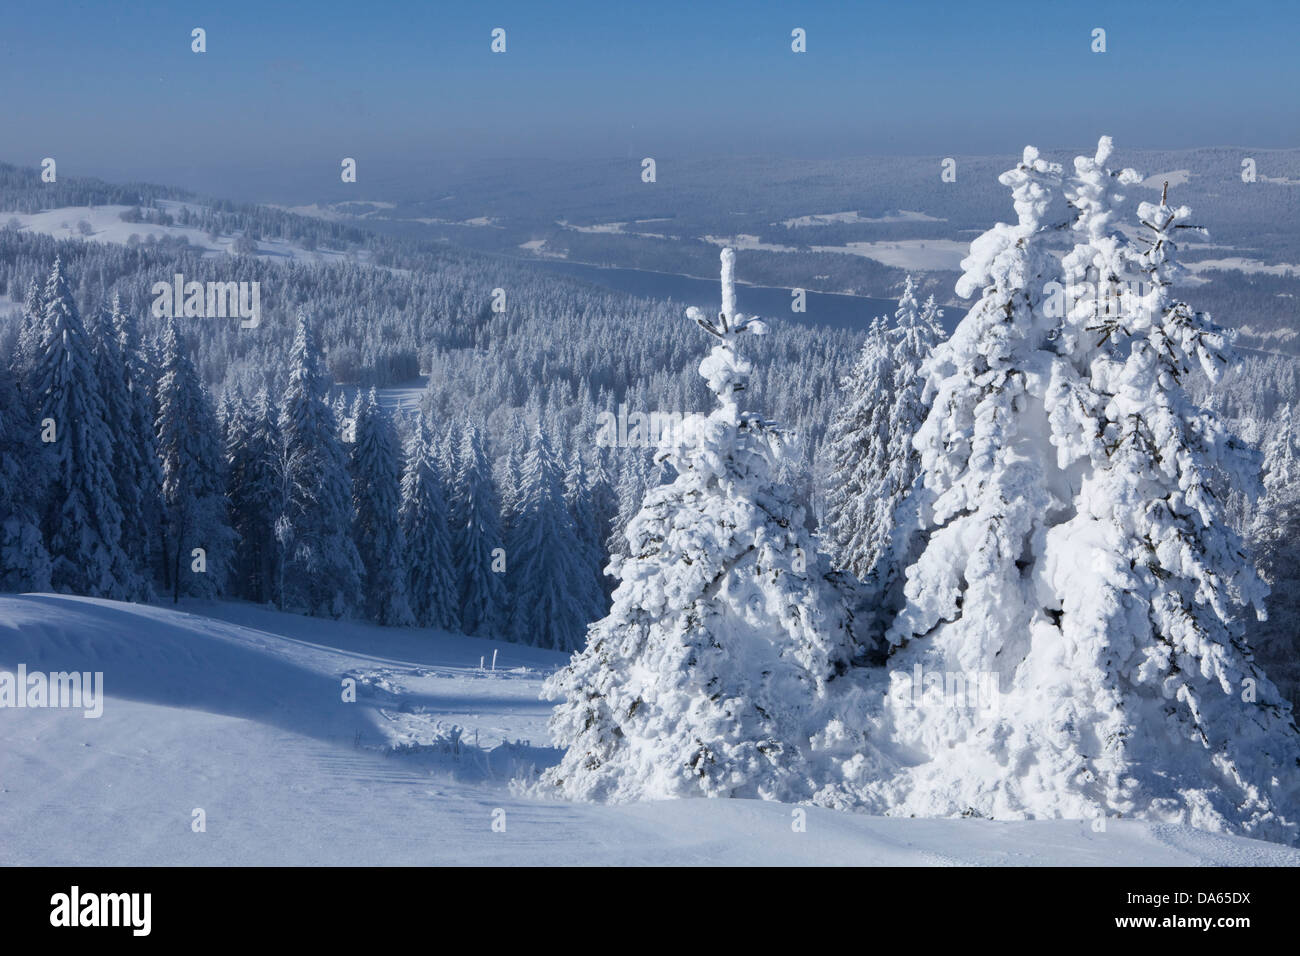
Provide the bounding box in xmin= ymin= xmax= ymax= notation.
xmin=811 ymin=239 xmax=970 ymax=270
xmin=781 ymin=210 xmax=945 ymax=227
xmin=1 ymin=202 xmax=372 ymax=268
xmin=1 ymin=594 xmax=1296 ymax=866
xmin=1141 ymin=170 xmax=1193 ymax=190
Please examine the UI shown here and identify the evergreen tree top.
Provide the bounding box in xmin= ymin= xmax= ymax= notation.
xmin=686 ymin=248 xmax=770 ymax=410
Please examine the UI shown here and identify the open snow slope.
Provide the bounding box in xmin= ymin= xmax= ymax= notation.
xmin=1 ymin=595 xmax=1296 ymax=866
xmin=1 ymin=201 xmax=371 ymax=268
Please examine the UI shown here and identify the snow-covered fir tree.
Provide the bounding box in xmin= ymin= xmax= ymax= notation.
xmin=861 ymin=140 xmax=1300 ymax=844
xmin=505 ymin=425 xmax=593 ymax=650
xmin=89 ymin=299 xmax=153 ymax=599
xmin=0 ymin=357 xmax=51 ymax=591
xmin=331 ymin=393 xmax=350 ymax=442
xmin=1061 ymin=168 xmax=1299 ymax=840
xmin=13 ymin=278 xmax=44 ymax=400
xmin=399 ymin=416 xmax=457 ymax=629
xmin=155 ymin=317 xmax=234 ymax=601
xmin=221 ymin=395 xmax=253 ymax=584
xmin=497 ymin=418 xmax=526 ymax=540
xmin=822 ymin=277 xmax=942 ymax=627
xmin=110 ymin=297 xmax=164 ymax=581
xmin=586 ymin=451 xmax=620 ymax=600
xmin=33 ymin=258 xmax=136 ymax=598
xmin=227 ymin=388 xmax=282 ymax=604
xmin=881 ymin=289 xmax=945 ymax=596
xmin=542 ymin=248 xmax=867 ymax=802
xmin=449 ymin=422 xmax=507 ymax=636
xmin=277 ymin=314 xmax=364 ymax=617
xmin=350 ymin=389 xmax=415 ymax=626
xmin=437 ymin=420 xmax=460 ymax=506
xmin=856 ymin=148 xmax=1068 ymax=828
xmin=1249 ymin=406 xmax=1300 ymax=710
xmin=606 ymin=450 xmax=651 ymax=562
xmin=822 ymin=316 xmax=891 ymax=584
xmin=563 ymin=449 xmax=609 ymax=625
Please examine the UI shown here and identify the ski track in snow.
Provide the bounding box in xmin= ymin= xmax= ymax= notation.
xmin=1 ymin=594 xmax=1297 ymax=866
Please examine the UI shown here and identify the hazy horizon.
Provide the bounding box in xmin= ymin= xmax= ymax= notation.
xmin=5 ymin=143 xmax=1298 ymax=208
xmin=3 ymin=0 xmax=1297 ymax=201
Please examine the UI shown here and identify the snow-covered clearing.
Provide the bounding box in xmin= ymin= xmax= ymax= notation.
xmin=813 ymin=239 xmax=970 ymax=270
xmin=1141 ymin=169 xmax=1192 ymax=190
xmin=275 ymin=201 xmax=398 ymax=221
xmin=698 ymin=236 xmax=969 ymax=271
xmin=556 ymin=220 xmax=672 ymax=240
xmin=559 ymin=220 xmax=628 ymax=234
xmin=403 ymin=216 xmax=500 ymax=227
xmin=1 ymin=594 xmax=1295 ymax=866
xmin=701 ymin=234 xmax=797 ymax=253
xmin=781 ymin=210 xmax=945 ymax=227
xmin=1 ymin=202 xmax=370 ymax=268
xmin=337 ymin=376 xmax=426 ymax=419
xmin=1185 ymin=257 xmax=1300 ymax=278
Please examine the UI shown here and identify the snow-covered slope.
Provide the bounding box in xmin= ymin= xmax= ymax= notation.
xmin=1 ymin=201 xmax=369 ymax=267
xmin=0 ymin=594 xmax=1295 ymax=866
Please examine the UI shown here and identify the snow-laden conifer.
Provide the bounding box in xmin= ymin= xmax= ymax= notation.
xmin=586 ymin=451 xmax=620 ymax=600
xmin=563 ymin=449 xmax=609 ymax=624
xmin=278 ymin=314 xmax=364 ymax=617
xmin=1250 ymin=406 xmax=1300 ymax=710
xmin=0 ymin=357 xmax=50 ymax=591
xmin=110 ymin=297 xmax=164 ymax=580
xmin=822 ymin=277 xmax=942 ymax=611
xmin=845 ymin=146 xmax=1077 ymax=817
xmin=1039 ymin=158 xmax=1300 ymax=842
xmin=13 ymin=279 xmax=44 ymax=399
xmin=350 ymin=389 xmax=415 ymax=626
xmin=34 ymin=259 xmax=136 ymax=598
xmin=885 ymin=146 xmax=1063 ymax=659
xmin=506 ymin=426 xmax=592 ymax=650
xmin=228 ymin=388 xmax=282 ymax=603
xmin=542 ymin=248 xmax=865 ymax=802
xmin=155 ymin=318 xmax=234 ymax=601
xmin=450 ymin=422 xmax=508 ymax=636
xmin=822 ymin=316 xmax=891 ymax=580
xmin=89 ymin=299 xmax=153 ymax=599
xmin=862 ymin=140 xmax=1300 ymax=844
xmin=400 ymin=416 xmax=458 ymax=629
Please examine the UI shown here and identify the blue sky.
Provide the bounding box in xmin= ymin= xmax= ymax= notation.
xmin=1 ymin=0 xmax=1296 ymax=193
